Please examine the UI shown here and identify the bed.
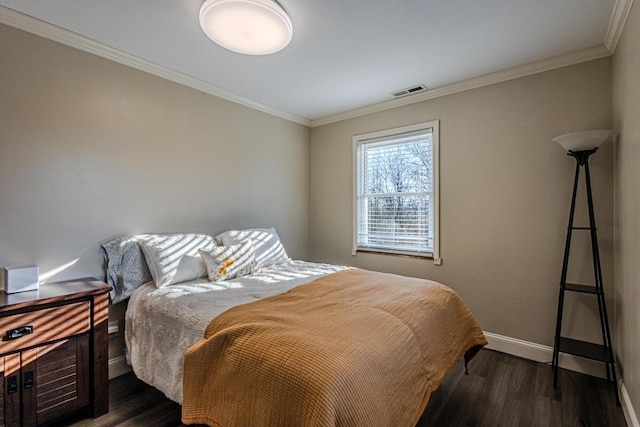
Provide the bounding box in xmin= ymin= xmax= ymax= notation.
xmin=125 ymin=259 xmax=346 ymax=403
xmin=104 ymin=229 xmax=487 ymax=426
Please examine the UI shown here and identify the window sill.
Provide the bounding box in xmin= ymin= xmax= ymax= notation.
xmin=352 ymin=248 xmax=433 ymax=260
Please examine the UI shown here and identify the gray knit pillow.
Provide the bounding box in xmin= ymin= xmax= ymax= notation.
xmin=102 ymin=236 xmax=152 ymax=304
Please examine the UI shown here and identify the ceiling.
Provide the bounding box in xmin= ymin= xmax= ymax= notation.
xmin=0 ymin=0 xmax=623 ymax=126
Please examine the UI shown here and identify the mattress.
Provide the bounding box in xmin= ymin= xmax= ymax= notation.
xmin=125 ymin=259 xmax=346 ymax=403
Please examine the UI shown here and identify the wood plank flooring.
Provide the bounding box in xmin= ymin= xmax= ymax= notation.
xmin=64 ymin=349 xmax=626 ymax=427
xmin=417 ymin=349 xmax=626 ymax=426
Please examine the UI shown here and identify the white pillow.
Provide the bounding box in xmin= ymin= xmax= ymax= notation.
xmin=138 ymin=233 xmax=216 ymax=288
xmin=215 ymin=227 xmax=290 ymax=268
xmin=199 ymin=240 xmax=258 ymax=282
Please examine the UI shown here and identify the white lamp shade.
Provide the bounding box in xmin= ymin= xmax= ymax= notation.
xmin=553 ymin=130 xmax=613 ymax=152
xmin=199 ymin=0 xmax=293 ymax=55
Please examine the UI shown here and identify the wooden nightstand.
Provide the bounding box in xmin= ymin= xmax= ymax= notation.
xmin=0 ymin=278 xmax=111 ymax=427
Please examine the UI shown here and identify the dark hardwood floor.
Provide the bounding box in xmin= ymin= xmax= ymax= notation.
xmin=64 ymin=349 xmax=626 ymax=427
xmin=417 ymin=349 xmax=626 ymax=427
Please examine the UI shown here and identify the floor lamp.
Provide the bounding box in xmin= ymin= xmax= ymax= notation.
xmin=551 ymin=129 xmax=619 ymax=405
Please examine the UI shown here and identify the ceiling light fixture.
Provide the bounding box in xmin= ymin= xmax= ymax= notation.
xmin=199 ymin=0 xmax=293 ymax=55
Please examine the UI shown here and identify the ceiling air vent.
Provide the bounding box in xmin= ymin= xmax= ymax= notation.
xmin=391 ymin=84 xmax=428 ymax=98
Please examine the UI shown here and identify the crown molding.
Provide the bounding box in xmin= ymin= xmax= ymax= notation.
xmin=604 ymin=0 xmax=635 ymax=53
xmin=0 ymin=6 xmax=311 ymax=127
xmin=1 ymin=4 xmax=621 ymax=130
xmin=311 ymin=45 xmax=612 ymax=127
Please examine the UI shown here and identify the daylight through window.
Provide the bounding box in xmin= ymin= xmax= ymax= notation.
xmin=353 ymin=121 xmax=439 ymax=258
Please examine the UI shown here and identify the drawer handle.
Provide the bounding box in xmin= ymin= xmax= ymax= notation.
xmin=7 ymin=375 xmax=18 ymax=394
xmin=24 ymin=371 xmax=34 ymax=389
xmin=4 ymin=325 xmax=34 ymax=341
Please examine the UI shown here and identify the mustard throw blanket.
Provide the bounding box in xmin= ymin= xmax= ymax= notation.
xmin=183 ymin=269 xmax=487 ymax=427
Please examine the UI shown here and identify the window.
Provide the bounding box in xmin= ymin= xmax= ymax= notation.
xmin=353 ymin=121 xmax=439 ymax=261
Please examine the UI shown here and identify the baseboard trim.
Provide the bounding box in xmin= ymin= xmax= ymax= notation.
xmin=108 ymin=355 xmax=132 ymax=380
xmin=621 ymin=381 xmax=640 ymax=427
xmin=484 ymin=330 xmax=638 ymax=427
xmin=483 ymin=331 xmax=609 ymax=378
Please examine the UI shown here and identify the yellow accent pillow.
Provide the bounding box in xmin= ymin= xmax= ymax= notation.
xmin=199 ymin=240 xmax=258 ymax=282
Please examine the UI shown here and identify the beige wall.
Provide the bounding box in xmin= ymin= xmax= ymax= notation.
xmin=0 ymin=23 xmax=311 ymax=279
xmin=0 ymin=24 xmax=311 ymax=358
xmin=311 ymin=58 xmax=613 ymax=348
xmin=613 ymin=0 xmax=640 ymax=418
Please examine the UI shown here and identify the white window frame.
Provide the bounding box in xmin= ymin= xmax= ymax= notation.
xmin=352 ymin=120 xmax=440 ymax=264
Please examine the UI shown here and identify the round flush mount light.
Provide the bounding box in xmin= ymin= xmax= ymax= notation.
xmin=199 ymin=0 xmax=293 ymax=55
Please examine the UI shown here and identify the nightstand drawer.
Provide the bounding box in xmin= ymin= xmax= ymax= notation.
xmin=0 ymin=302 xmax=90 ymax=355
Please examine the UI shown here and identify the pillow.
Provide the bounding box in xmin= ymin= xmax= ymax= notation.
xmin=102 ymin=236 xmax=153 ymax=304
xmin=215 ymin=227 xmax=290 ymax=268
xmin=138 ymin=233 xmax=216 ymax=288
xmin=199 ymin=240 xmax=258 ymax=282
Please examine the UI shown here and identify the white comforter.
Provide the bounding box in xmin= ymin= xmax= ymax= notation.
xmin=125 ymin=260 xmax=345 ymax=403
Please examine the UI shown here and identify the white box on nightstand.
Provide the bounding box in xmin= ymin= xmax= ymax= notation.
xmin=1 ymin=265 xmax=39 ymax=294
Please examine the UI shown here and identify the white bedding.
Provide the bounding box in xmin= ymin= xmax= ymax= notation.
xmin=125 ymin=259 xmax=345 ymax=403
